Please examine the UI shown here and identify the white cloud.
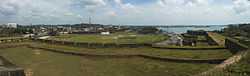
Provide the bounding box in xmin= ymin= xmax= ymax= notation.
xmin=0 ymin=0 xmax=250 ymax=25
xmin=106 ymin=11 xmax=117 ymax=17
xmin=73 ymin=0 xmax=106 ymax=10
xmin=114 ymin=0 xmax=140 ymax=14
xmin=233 ymin=0 xmax=250 ymax=14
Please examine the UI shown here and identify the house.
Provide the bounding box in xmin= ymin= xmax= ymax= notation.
xmin=23 ymin=34 xmax=35 ymax=38
xmin=101 ymin=32 xmax=110 ymax=35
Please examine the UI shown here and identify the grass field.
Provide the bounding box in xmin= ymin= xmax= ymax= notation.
xmin=207 ymin=32 xmax=226 ymax=46
xmin=0 ymin=47 xmax=216 ymax=76
xmin=32 ymin=43 xmax=233 ymax=59
xmin=49 ymin=32 xmax=168 ymax=44
xmin=197 ymin=35 xmax=207 ymax=41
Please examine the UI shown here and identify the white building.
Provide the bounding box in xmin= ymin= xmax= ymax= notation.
xmin=101 ymin=32 xmax=110 ymax=35
xmin=7 ymin=23 xmax=18 ymax=28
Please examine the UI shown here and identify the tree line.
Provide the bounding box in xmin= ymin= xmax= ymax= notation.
xmin=223 ymin=23 xmax=250 ymax=38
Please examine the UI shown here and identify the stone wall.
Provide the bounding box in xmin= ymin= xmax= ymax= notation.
xmin=225 ymin=38 xmax=248 ymax=54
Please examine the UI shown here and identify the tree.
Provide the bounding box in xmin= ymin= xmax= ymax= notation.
xmin=138 ymin=27 xmax=159 ymax=34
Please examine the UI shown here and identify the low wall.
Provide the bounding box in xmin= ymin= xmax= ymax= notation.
xmin=0 ymin=44 xmax=30 ymax=49
xmin=0 ymin=69 xmax=25 ymax=76
xmin=0 ymin=38 xmax=30 ymax=44
xmin=239 ymin=40 xmax=250 ymax=46
xmin=28 ymin=46 xmax=226 ymax=64
xmin=0 ymin=57 xmax=25 ymax=76
xmin=225 ymin=38 xmax=248 ymax=54
xmin=151 ymin=45 xmax=225 ymax=50
xmin=32 ymin=39 xmax=152 ymax=48
xmin=206 ymin=32 xmax=220 ymax=46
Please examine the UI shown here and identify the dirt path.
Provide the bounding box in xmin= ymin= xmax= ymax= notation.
xmin=197 ymin=51 xmax=247 ymax=76
xmin=154 ymin=34 xmax=182 ymax=46
xmin=25 ymin=68 xmax=33 ymax=76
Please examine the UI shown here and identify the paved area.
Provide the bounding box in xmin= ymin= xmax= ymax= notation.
xmin=155 ymin=33 xmax=183 ymax=46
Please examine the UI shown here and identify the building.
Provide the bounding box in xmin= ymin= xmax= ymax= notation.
xmin=7 ymin=23 xmax=18 ymax=28
xmin=101 ymin=32 xmax=110 ymax=35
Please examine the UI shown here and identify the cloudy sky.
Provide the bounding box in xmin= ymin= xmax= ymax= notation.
xmin=0 ymin=0 xmax=250 ymax=25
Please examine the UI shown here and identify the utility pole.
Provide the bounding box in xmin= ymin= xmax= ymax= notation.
xmin=88 ymin=16 xmax=91 ymax=24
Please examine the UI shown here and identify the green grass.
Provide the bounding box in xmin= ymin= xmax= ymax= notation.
xmin=207 ymin=32 xmax=226 ymax=46
xmin=49 ymin=32 xmax=168 ymax=44
xmin=32 ymin=43 xmax=233 ymax=59
xmin=0 ymin=47 xmax=215 ymax=76
xmin=0 ymin=47 xmax=82 ymax=76
xmin=197 ymin=36 xmax=207 ymax=41
xmin=225 ymin=51 xmax=250 ymax=76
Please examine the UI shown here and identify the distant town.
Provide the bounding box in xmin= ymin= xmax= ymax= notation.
xmin=0 ymin=22 xmax=227 ymax=38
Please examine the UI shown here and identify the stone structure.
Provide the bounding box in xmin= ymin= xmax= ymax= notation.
xmin=0 ymin=56 xmax=25 ymax=76
xmin=225 ymin=38 xmax=248 ymax=54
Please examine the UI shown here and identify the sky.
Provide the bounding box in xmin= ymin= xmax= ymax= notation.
xmin=0 ymin=0 xmax=250 ymax=25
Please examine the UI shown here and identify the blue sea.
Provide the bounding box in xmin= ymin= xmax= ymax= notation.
xmin=158 ymin=26 xmax=226 ymax=34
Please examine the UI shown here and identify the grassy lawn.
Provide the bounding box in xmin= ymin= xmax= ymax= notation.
xmin=49 ymin=32 xmax=168 ymax=44
xmin=32 ymin=43 xmax=233 ymax=59
xmin=197 ymin=35 xmax=207 ymax=41
xmin=0 ymin=47 xmax=82 ymax=76
xmin=0 ymin=47 xmax=215 ymax=76
xmin=207 ymin=32 xmax=226 ymax=46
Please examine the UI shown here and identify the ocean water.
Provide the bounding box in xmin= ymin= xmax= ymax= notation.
xmin=158 ymin=26 xmax=226 ymax=34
